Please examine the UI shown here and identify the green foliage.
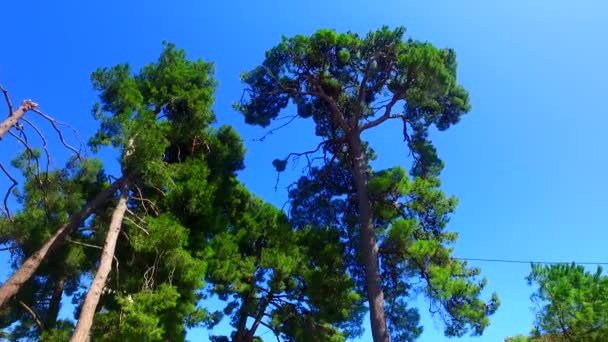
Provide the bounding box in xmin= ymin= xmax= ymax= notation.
xmin=206 ymin=186 xmax=364 ymax=341
xmin=288 ymin=164 xmax=498 ymax=340
xmin=0 ymin=155 xmax=108 ymax=340
xmin=236 ymin=26 xmax=494 ymax=340
xmin=238 ymin=26 xmax=471 ymax=177
xmin=82 ymin=42 xmax=246 ymax=340
xmin=525 ymin=263 xmax=608 ymax=341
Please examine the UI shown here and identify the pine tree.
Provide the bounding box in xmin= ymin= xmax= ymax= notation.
xmin=237 ymin=27 xmax=498 ymax=341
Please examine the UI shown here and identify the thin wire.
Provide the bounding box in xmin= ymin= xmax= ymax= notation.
xmin=453 ymin=257 xmax=608 ymax=266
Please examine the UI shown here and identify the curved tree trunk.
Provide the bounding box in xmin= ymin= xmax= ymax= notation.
xmin=349 ymin=134 xmax=390 ymax=342
xmin=0 ymin=179 xmax=125 ymax=309
xmin=70 ymin=183 xmax=129 ymax=342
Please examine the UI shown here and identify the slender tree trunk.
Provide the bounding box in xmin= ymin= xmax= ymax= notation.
xmin=0 ymin=179 xmax=125 ymax=309
xmin=0 ymin=99 xmax=38 ymax=140
xmin=44 ymin=276 xmax=65 ymax=330
xmin=71 ymin=183 xmax=129 ymax=342
xmin=233 ymin=292 xmax=252 ymax=342
xmin=349 ymin=135 xmax=390 ymax=342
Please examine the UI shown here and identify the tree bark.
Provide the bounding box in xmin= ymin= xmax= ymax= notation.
xmin=0 ymin=99 xmax=38 ymax=140
xmin=71 ymin=183 xmax=129 ymax=342
xmin=44 ymin=276 xmax=65 ymax=330
xmin=0 ymin=179 xmax=125 ymax=309
xmin=349 ymin=135 xmax=390 ymax=342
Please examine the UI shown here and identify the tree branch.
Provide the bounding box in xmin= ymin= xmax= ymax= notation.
xmin=0 ymin=86 xmax=38 ymax=140
xmin=254 ymin=114 xmax=299 ymax=142
xmin=31 ymin=108 xmax=83 ymax=159
xmin=306 ymin=74 xmax=350 ymax=132
xmin=16 ymin=299 xmax=44 ymax=330
xmin=66 ymin=237 xmax=120 ymax=267
xmin=21 ymin=117 xmax=52 ymax=175
xmin=359 ymin=93 xmax=405 ymax=132
xmin=0 ymin=162 xmax=17 ymax=220
xmin=258 ymin=320 xmax=281 ymax=342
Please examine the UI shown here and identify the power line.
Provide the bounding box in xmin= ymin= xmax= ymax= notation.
xmin=453 ymin=257 xmax=608 ymax=266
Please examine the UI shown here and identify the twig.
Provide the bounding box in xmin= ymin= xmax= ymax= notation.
xmin=253 ymin=114 xmax=299 ymax=142
xmin=0 ymin=85 xmax=15 ymax=115
xmin=125 ymin=208 xmax=146 ymax=224
xmin=31 ymin=109 xmax=82 ymax=159
xmin=123 ymin=216 xmax=149 ymax=236
xmin=0 ymin=245 xmax=19 ymax=252
xmin=66 ymin=237 xmax=120 ymax=266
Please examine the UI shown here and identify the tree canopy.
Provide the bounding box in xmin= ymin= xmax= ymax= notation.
xmin=523 ymin=263 xmax=608 ymax=341
xmin=0 ymin=27 xmax=500 ymax=342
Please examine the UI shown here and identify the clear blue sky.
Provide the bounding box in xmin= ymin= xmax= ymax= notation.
xmin=1 ymin=0 xmax=607 ymax=341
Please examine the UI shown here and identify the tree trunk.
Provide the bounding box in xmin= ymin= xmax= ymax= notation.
xmin=44 ymin=276 xmax=65 ymax=330
xmin=349 ymin=135 xmax=390 ymax=342
xmin=0 ymin=99 xmax=38 ymax=140
xmin=70 ymin=183 xmax=129 ymax=342
xmin=0 ymin=179 xmax=125 ymax=309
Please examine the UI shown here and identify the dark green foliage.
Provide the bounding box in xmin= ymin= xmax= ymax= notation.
xmin=0 ymin=155 xmax=107 ymax=340
xmin=525 ymin=263 xmax=608 ymax=341
xmin=206 ymin=186 xmax=364 ymax=341
xmin=237 ymin=26 xmax=471 ymax=178
xmin=288 ymin=163 xmax=499 ymax=340
xmin=81 ymin=42 xmax=246 ymax=340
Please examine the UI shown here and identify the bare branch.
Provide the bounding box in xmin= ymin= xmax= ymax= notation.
xmin=0 ymin=162 xmax=17 ymax=220
xmin=16 ymin=299 xmax=44 ymax=330
xmin=21 ymin=117 xmax=52 ymax=175
xmin=123 ymin=216 xmax=149 ymax=236
xmin=0 ymin=245 xmax=19 ymax=252
xmin=0 ymin=85 xmax=15 ymax=115
xmin=131 ymin=183 xmax=160 ymax=216
xmin=65 ymin=238 xmax=121 ymax=274
xmin=254 ymin=114 xmax=299 ymax=142
xmin=31 ymin=109 xmax=83 ymax=159
xmin=0 ymin=87 xmax=38 ymax=140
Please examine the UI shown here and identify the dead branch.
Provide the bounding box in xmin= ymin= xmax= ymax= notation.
xmin=131 ymin=184 xmax=160 ymax=216
xmin=66 ymin=237 xmax=120 ymax=267
xmin=0 ymin=85 xmax=38 ymax=140
xmin=254 ymin=114 xmax=299 ymax=142
xmin=31 ymin=109 xmax=82 ymax=160
xmin=123 ymin=216 xmax=149 ymax=236
xmin=16 ymin=299 xmax=44 ymax=330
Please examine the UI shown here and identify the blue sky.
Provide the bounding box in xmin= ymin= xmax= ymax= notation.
xmin=1 ymin=0 xmax=607 ymax=340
